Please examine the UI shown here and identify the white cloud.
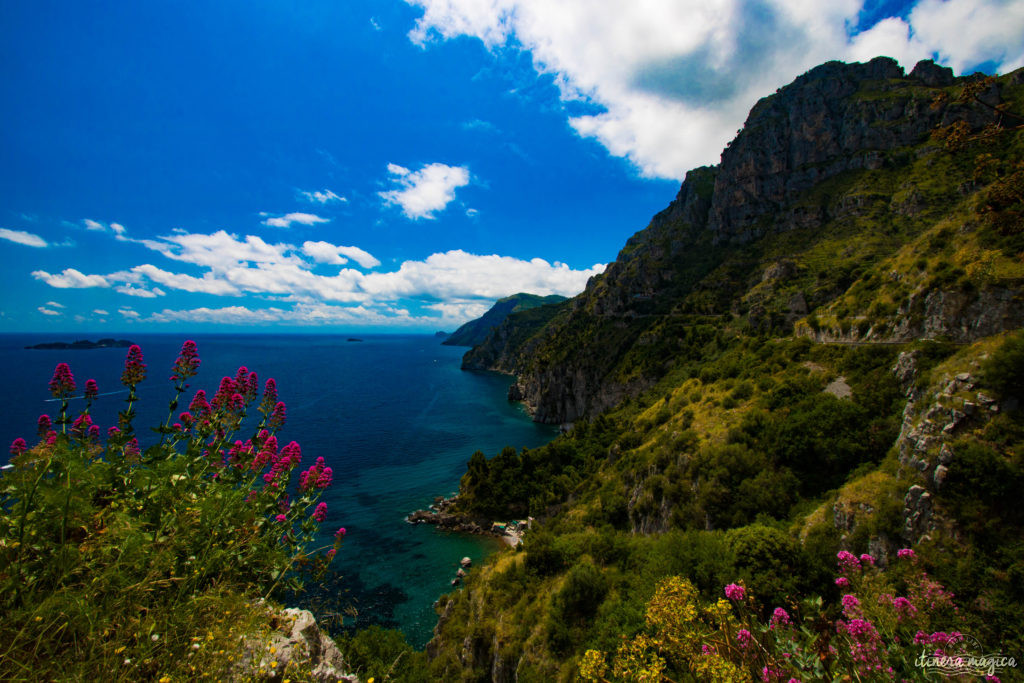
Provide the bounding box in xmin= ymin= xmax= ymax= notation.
xmin=38 ymin=306 xmax=62 ymax=316
xmin=45 ymin=301 xmax=65 ymax=308
xmin=379 ymin=162 xmax=471 ymax=219
xmin=909 ymin=0 xmax=1024 ymax=73
xmin=299 ymin=189 xmax=347 ymax=204
xmin=132 ymin=264 xmax=240 ymax=295
xmin=29 ymin=227 xmax=601 ymax=325
xmin=404 ymin=0 xmax=1024 ymax=179
xmin=360 ymin=249 xmax=605 ymax=300
xmin=31 ymin=268 xmax=110 ymax=288
xmin=0 ymin=228 xmax=48 ymax=248
xmin=114 ymin=283 xmax=166 ymax=298
xmin=118 ymin=307 xmax=140 ymax=320
xmin=82 ymin=219 xmax=130 ymax=241
xmin=93 ymin=309 xmax=109 ymax=315
xmin=426 ymin=300 xmax=491 ymax=321
xmin=302 ymin=240 xmax=381 ymax=268
xmin=261 ymin=212 xmax=330 ymax=228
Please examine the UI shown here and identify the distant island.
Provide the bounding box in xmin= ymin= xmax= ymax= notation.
xmin=25 ymin=338 xmax=135 ymax=350
xmin=346 ymin=338 xmax=363 ymax=342
xmin=434 ymin=331 xmax=450 ymax=338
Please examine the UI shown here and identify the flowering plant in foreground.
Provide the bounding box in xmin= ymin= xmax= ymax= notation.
xmin=579 ymin=549 xmax=975 ymax=682
xmin=0 ymin=341 xmax=344 ymax=680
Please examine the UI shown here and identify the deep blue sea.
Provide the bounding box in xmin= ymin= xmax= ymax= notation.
xmin=0 ymin=333 xmax=556 ymax=647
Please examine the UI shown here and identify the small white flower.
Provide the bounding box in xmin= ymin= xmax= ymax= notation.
xmin=151 ymin=634 xmax=160 ymax=641
xmin=192 ymin=643 xmax=200 ymax=650
xmin=123 ymin=659 xmax=131 ymax=666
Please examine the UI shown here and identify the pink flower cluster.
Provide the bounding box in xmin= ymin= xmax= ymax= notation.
xmin=724 ymin=583 xmax=746 ymax=601
xmin=836 ymin=550 xmax=860 ymax=573
xmin=897 ymin=547 xmax=915 ymax=560
xmin=49 ymin=363 xmax=76 ymax=399
xmin=298 ymin=457 xmax=332 ymax=492
xmin=170 ymin=340 xmax=201 ymax=382
xmin=836 ymin=618 xmax=888 ymax=677
xmin=84 ymin=379 xmax=99 ymax=401
xmin=37 ymin=415 xmax=51 ymax=437
xmin=841 ymin=594 xmax=861 ymax=618
xmin=312 ymin=502 xmax=327 ymax=522
xmin=769 ymin=607 xmax=791 ymax=629
xmin=736 ymin=628 xmax=754 ymax=649
xmin=120 ymin=345 xmax=146 ymax=387
xmin=9 ymin=437 xmax=27 ymax=456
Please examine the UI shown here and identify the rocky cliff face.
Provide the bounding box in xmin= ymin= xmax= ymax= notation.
xmin=466 ymin=57 xmax=1021 ymax=424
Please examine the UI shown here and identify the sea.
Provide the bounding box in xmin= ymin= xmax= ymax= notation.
xmin=0 ymin=333 xmax=556 ymax=647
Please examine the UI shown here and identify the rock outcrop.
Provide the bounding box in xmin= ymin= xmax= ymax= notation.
xmin=464 ymin=58 xmax=1021 ymax=424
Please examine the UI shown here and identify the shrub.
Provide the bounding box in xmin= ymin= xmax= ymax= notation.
xmin=0 ymin=341 xmax=342 ymax=680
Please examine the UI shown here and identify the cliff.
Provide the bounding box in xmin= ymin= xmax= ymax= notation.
xmin=466 ymin=57 xmax=1024 ymax=424
xmin=442 ymin=293 xmax=566 ymax=347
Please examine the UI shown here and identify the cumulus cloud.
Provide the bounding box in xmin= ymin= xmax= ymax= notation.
xmin=360 ymin=249 xmax=605 ymax=300
xmin=379 ymin=162 xmax=471 ymax=219
xmin=118 ymin=307 xmax=140 ymax=320
xmin=301 ymin=241 xmax=381 ymax=268
xmin=0 ymin=228 xmax=48 ymax=248
xmin=29 ymin=227 xmax=602 ymax=325
xmin=45 ymin=301 xmax=65 ymax=308
xmin=299 ymin=189 xmax=347 ymax=204
xmin=404 ymin=0 xmax=1024 ymax=179
xmin=93 ymin=309 xmax=109 ymax=315
xmin=261 ymin=212 xmax=330 ymax=228
xmin=38 ymin=306 xmax=62 ymax=316
xmin=32 ymin=268 xmax=110 ymax=288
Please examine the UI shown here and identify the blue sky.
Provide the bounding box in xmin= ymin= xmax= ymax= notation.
xmin=2 ymin=0 xmax=1022 ymax=332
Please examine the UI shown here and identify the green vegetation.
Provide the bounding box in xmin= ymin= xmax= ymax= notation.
xmin=443 ymin=293 xmax=567 ymax=348
xmin=0 ymin=342 xmax=343 ymax=680
xmin=419 ymin=67 xmax=1024 ymax=681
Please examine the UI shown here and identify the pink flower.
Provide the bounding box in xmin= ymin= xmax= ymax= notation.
xmin=769 ymin=607 xmax=791 ymax=629
xmin=835 ymin=576 xmax=850 ymax=588
xmin=275 ymin=513 xmax=287 ymax=523
xmin=108 ymin=426 xmax=121 ymax=438
xmin=269 ymin=401 xmax=286 ymax=430
xmin=9 ymin=438 xmax=27 ymax=456
xmin=88 ymin=425 xmax=99 ymax=441
xmin=326 ymin=548 xmax=336 ymax=561
xmin=736 ymin=629 xmax=754 ymax=649
xmin=335 ymin=527 xmax=346 ymax=539
xmin=837 ymin=550 xmax=860 ymax=573
xmin=49 ymin=363 xmax=76 ymax=399
xmin=841 ymin=594 xmax=861 ymax=617
xmin=210 ymin=377 xmax=237 ymax=411
xmin=125 ymin=438 xmax=140 ymax=460
xmin=170 ymin=340 xmax=200 ymax=382
xmin=312 ymin=502 xmax=327 ymax=522
xmin=188 ymin=390 xmax=211 ymax=416
xmin=280 ymin=441 xmax=302 ymax=467
xmin=701 ymin=644 xmax=715 ymax=655
xmin=84 ymin=379 xmax=99 ymax=400
xmin=892 ymin=596 xmax=917 ymax=619
xmin=37 ymin=415 xmax=51 ymax=437
xmin=897 ymin=548 xmax=915 ymax=560
xmin=120 ymin=345 xmax=146 ymax=387
xmin=724 ymin=583 xmax=746 ymax=601
xmin=859 ymin=553 xmax=875 ymax=566
xmin=260 ymin=378 xmax=278 ymax=415
xmin=71 ymin=414 xmax=93 ymax=440
xmin=45 ymin=431 xmax=57 ymax=446
xmin=245 ymin=372 xmax=259 ymax=400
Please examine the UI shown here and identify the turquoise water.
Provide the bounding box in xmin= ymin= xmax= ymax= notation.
xmin=0 ymin=333 xmax=556 ymax=647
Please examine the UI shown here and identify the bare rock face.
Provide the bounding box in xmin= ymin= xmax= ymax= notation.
xmin=909 ymin=59 xmax=955 ymax=87
xmin=708 ymin=57 xmax=937 ymax=243
xmin=234 ymin=608 xmax=354 ymax=683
